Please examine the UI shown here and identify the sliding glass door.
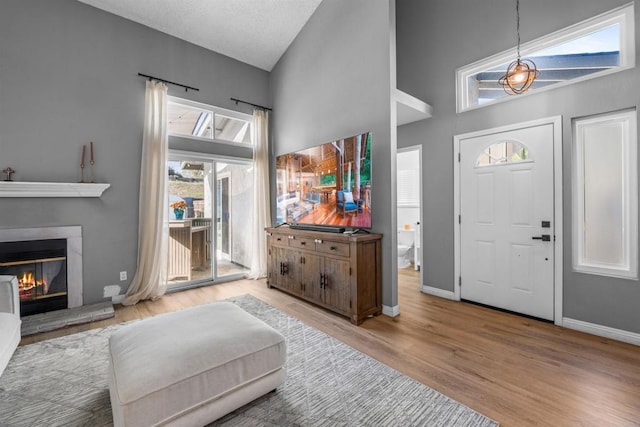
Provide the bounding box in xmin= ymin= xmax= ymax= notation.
xmin=166 ymin=154 xmax=253 ymax=289
xmin=215 ymin=162 xmax=254 ymax=278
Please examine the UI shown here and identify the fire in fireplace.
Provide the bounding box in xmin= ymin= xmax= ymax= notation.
xmin=0 ymin=239 xmax=68 ymax=316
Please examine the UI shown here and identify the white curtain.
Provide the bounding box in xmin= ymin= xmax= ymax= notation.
xmin=248 ymin=109 xmax=272 ymax=279
xmin=123 ymin=80 xmax=169 ymax=305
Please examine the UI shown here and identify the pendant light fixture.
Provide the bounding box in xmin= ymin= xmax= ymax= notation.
xmin=499 ymin=0 xmax=539 ymax=95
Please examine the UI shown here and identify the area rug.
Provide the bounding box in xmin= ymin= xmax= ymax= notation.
xmin=0 ymin=295 xmax=498 ymax=426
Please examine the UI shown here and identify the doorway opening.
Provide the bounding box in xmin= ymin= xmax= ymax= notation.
xmin=396 ymin=146 xmax=423 ymax=291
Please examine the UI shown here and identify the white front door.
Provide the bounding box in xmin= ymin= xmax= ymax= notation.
xmin=459 ymin=123 xmax=555 ymax=320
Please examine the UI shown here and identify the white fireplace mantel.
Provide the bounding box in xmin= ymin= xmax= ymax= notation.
xmin=0 ymin=181 xmax=110 ymax=198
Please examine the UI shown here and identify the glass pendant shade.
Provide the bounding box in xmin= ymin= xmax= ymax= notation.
xmin=499 ymin=58 xmax=539 ymax=94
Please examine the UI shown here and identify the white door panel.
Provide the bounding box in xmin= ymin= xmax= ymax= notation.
xmin=460 ymin=124 xmax=554 ymax=320
xmin=475 ymin=172 xmax=495 ymax=224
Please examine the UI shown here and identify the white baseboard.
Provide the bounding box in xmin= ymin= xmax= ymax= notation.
xmin=382 ymin=305 xmax=400 ymax=317
xmin=421 ymin=285 xmax=457 ymax=300
xmin=111 ymin=295 xmax=125 ymax=304
xmin=562 ymin=317 xmax=640 ymax=347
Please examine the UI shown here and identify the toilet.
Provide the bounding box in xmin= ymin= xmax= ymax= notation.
xmin=397 ymin=228 xmax=415 ymax=268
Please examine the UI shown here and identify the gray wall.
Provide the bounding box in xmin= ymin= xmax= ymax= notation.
xmin=270 ymin=0 xmax=396 ymax=306
xmin=0 ymin=0 xmax=269 ymax=304
xmin=396 ymin=0 xmax=640 ymax=333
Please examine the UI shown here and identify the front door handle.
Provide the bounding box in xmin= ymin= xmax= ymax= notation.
xmin=532 ymin=234 xmax=551 ymax=242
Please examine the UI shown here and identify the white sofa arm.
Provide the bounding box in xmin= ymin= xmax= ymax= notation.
xmin=0 ymin=275 xmax=21 ymax=378
xmin=0 ymin=275 xmax=20 ymax=316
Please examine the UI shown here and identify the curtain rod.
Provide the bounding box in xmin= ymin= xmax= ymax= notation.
xmin=138 ymin=73 xmax=199 ymax=92
xmin=230 ymin=97 xmax=272 ymax=111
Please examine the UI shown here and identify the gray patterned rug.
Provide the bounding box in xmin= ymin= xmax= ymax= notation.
xmin=0 ymin=295 xmax=498 ymax=426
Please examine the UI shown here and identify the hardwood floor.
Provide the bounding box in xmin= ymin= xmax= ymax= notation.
xmin=20 ymin=271 xmax=640 ymax=426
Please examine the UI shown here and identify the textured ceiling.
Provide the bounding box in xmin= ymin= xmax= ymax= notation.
xmin=77 ymin=0 xmax=322 ymax=71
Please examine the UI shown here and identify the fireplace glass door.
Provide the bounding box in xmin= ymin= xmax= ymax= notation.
xmin=0 ymin=239 xmax=68 ymax=316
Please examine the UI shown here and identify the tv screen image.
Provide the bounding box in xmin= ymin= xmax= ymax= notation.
xmin=276 ymin=132 xmax=372 ymax=229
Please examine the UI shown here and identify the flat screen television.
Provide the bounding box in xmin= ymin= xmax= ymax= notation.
xmin=275 ymin=132 xmax=372 ymax=230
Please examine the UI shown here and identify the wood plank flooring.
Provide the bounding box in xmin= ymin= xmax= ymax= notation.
xmin=20 ymin=270 xmax=640 ymax=426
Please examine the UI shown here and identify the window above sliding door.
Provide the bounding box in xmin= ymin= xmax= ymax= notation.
xmin=168 ymin=97 xmax=253 ymax=145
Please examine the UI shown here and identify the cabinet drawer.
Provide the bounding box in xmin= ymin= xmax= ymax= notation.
xmin=316 ymin=240 xmax=350 ymax=257
xmin=269 ymin=234 xmax=289 ymax=247
xmin=288 ymin=236 xmax=315 ymax=250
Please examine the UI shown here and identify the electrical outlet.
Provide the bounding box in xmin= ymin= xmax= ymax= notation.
xmin=103 ymin=285 xmax=121 ymax=298
xmin=119 ymin=271 xmax=127 ymax=281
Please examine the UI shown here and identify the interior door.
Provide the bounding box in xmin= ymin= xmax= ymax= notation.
xmin=460 ymin=123 xmax=554 ymax=320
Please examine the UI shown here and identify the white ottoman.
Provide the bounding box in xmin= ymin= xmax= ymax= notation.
xmin=108 ymin=301 xmax=286 ymax=427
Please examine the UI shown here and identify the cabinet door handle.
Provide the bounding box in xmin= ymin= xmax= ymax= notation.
xmin=315 ymin=239 xmax=323 ymax=244
xmin=276 ymin=237 xmax=282 ymax=241
xmin=330 ymin=246 xmax=337 ymax=251
xmin=288 ymin=235 xmax=295 ymax=240
xmin=300 ymin=241 xmax=306 ymax=245
xmin=320 ymin=273 xmax=325 ymax=289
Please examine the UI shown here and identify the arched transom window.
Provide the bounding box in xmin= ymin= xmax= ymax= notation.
xmin=476 ymin=140 xmax=532 ymax=167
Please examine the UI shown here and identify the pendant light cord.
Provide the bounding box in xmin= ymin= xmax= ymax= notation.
xmin=516 ymin=0 xmax=521 ymax=60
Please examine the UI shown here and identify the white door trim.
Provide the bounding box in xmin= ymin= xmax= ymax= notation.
xmin=453 ymin=116 xmax=563 ymax=325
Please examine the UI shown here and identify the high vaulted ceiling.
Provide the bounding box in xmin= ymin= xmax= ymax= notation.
xmin=77 ymin=0 xmax=323 ymax=71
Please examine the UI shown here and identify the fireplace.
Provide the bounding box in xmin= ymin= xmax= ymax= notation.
xmin=0 ymin=239 xmax=68 ymax=316
xmin=0 ymin=226 xmax=83 ymax=315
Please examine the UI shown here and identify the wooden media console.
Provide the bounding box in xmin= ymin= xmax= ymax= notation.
xmin=265 ymin=226 xmax=382 ymax=325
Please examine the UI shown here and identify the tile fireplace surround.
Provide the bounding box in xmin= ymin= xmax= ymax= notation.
xmin=0 ymin=226 xmax=83 ymax=308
